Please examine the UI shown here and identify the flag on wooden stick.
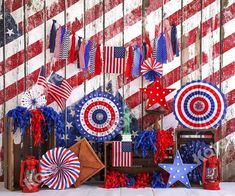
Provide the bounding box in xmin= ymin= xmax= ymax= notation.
xmin=48 ymin=73 xmax=72 ymax=109
xmin=112 ymin=141 xmax=132 ymax=167
xmin=104 ymin=46 xmax=125 ymax=74
xmin=36 ymin=66 xmax=48 ymax=89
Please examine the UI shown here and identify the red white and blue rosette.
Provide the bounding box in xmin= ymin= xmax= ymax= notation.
xmin=173 ymin=80 xmax=227 ymax=129
xmin=141 ymin=57 xmax=163 ymax=81
xmin=74 ymin=91 xmax=124 ymax=142
xmin=40 ymin=147 xmax=80 ymax=190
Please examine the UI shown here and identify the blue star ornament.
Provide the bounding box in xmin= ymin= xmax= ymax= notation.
xmin=159 ymin=150 xmax=199 ymax=188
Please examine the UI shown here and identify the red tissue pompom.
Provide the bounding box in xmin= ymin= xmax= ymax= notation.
xmin=104 ymin=171 xmax=127 ymax=188
xmin=154 ymin=128 xmax=174 ymax=164
xmin=132 ymin=172 xmax=151 ymax=188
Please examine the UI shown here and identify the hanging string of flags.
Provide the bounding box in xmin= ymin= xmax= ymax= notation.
xmin=48 ymin=20 xmax=179 ymax=77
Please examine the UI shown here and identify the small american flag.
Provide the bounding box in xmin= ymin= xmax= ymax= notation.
xmin=48 ymin=73 xmax=72 ymax=109
xmin=36 ymin=66 xmax=48 ymax=89
xmin=103 ymin=46 xmax=125 ymax=73
xmin=112 ymin=141 xmax=132 ymax=167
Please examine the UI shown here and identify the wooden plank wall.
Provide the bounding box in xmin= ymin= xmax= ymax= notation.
xmin=0 ymin=0 xmax=234 ymax=182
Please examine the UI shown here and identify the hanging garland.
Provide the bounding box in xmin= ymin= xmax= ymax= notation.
xmin=30 ymin=109 xmax=45 ymax=146
xmin=40 ymin=106 xmax=64 ymax=143
xmin=7 ymin=106 xmax=31 ymax=135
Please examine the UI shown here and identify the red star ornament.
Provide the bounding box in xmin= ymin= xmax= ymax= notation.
xmin=140 ymin=79 xmax=175 ymax=110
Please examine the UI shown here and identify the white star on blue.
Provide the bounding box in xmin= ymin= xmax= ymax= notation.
xmin=159 ymin=150 xmax=199 ymax=188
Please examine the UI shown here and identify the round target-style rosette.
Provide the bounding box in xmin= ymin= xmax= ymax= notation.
xmin=74 ymin=91 xmax=124 ymax=142
xmin=173 ymin=80 xmax=227 ymax=129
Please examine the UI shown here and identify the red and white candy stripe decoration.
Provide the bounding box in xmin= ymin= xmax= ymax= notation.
xmin=40 ymin=147 xmax=80 ymax=190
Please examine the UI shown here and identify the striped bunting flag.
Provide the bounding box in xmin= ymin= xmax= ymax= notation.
xmin=104 ymin=46 xmax=125 ymax=74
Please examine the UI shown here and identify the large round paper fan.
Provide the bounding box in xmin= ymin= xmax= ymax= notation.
xmin=173 ymin=80 xmax=227 ymax=129
xmin=74 ymin=91 xmax=124 ymax=142
xmin=40 ymin=147 xmax=80 ymax=190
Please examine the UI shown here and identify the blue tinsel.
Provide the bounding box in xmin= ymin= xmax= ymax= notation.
xmin=151 ymin=172 xmax=166 ymax=188
xmin=143 ymin=70 xmax=162 ymax=82
xmin=7 ymin=106 xmax=31 ymax=135
xmin=40 ymin=106 xmax=64 ymax=143
xmin=179 ymin=140 xmax=214 ymax=183
xmin=134 ymin=130 xmax=156 ymax=158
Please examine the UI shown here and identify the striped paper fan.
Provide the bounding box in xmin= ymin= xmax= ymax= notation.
xmin=21 ymin=88 xmax=46 ymax=109
xmin=141 ymin=57 xmax=163 ymax=81
xmin=173 ymin=80 xmax=227 ymax=129
xmin=40 ymin=147 xmax=80 ymax=190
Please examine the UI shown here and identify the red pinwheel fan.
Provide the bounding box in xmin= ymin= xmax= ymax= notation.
xmin=141 ymin=57 xmax=163 ymax=82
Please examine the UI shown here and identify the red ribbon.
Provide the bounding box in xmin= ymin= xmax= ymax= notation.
xmin=154 ymin=129 xmax=174 ymax=164
xmin=124 ymin=46 xmax=133 ymax=78
xmin=68 ymin=32 xmax=76 ymax=63
xmin=145 ymin=32 xmax=153 ymax=58
xmin=30 ymin=109 xmax=45 ymax=146
xmin=95 ymin=44 xmax=102 ymax=75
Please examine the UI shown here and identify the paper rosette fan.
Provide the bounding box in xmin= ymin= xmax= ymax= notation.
xmin=40 ymin=147 xmax=80 ymax=190
xmin=141 ymin=57 xmax=163 ymax=81
xmin=74 ymin=91 xmax=124 ymax=142
xmin=173 ymin=80 xmax=227 ymax=129
xmin=21 ymin=88 xmax=46 ymax=109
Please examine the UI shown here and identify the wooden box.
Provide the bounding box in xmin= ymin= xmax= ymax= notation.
xmin=175 ymin=128 xmax=216 ymax=150
xmin=104 ymin=141 xmax=173 ymax=177
xmin=3 ymin=117 xmax=56 ymax=191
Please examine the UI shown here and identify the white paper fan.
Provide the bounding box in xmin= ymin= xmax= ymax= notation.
xmin=21 ymin=88 xmax=46 ymax=109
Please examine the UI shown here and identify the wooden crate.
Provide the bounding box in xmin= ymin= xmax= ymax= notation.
xmin=104 ymin=142 xmax=173 ymax=177
xmin=175 ymin=128 xmax=216 ymax=150
xmin=3 ymin=117 xmax=56 ymax=191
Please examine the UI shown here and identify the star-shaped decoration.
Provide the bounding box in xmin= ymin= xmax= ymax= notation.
xmin=140 ymin=78 xmax=175 ymax=110
xmin=132 ymin=130 xmax=139 ymax=138
xmin=6 ymin=28 xmax=15 ymax=37
xmin=69 ymin=109 xmax=76 ymax=117
xmin=159 ymin=150 xmax=199 ymax=188
xmin=74 ymin=135 xmax=82 ymax=142
xmin=61 ymin=134 xmax=69 ymax=141
xmin=66 ymin=121 xmax=73 ymax=130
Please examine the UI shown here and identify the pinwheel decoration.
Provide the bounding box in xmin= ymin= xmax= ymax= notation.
xmin=40 ymin=147 xmax=80 ymax=190
xmin=21 ymin=88 xmax=46 ymax=109
xmin=141 ymin=57 xmax=163 ymax=81
xmin=173 ymin=80 xmax=227 ymax=129
xmin=74 ymin=90 xmax=124 ymax=142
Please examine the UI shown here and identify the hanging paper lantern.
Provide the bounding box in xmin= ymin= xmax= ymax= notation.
xmin=74 ymin=91 xmax=124 ymax=142
xmin=21 ymin=88 xmax=46 ymax=109
xmin=40 ymin=147 xmax=80 ymax=190
xmin=141 ymin=57 xmax=163 ymax=82
xmin=173 ymin=80 xmax=227 ymax=129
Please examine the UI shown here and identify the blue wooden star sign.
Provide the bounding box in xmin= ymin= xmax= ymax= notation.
xmin=159 ymin=150 xmax=199 ymax=188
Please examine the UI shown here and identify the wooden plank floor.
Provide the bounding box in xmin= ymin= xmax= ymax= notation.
xmin=1 ymin=183 xmax=235 ymax=196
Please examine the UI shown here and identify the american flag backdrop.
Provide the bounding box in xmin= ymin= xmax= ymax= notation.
xmin=0 ymin=0 xmax=234 ymax=182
